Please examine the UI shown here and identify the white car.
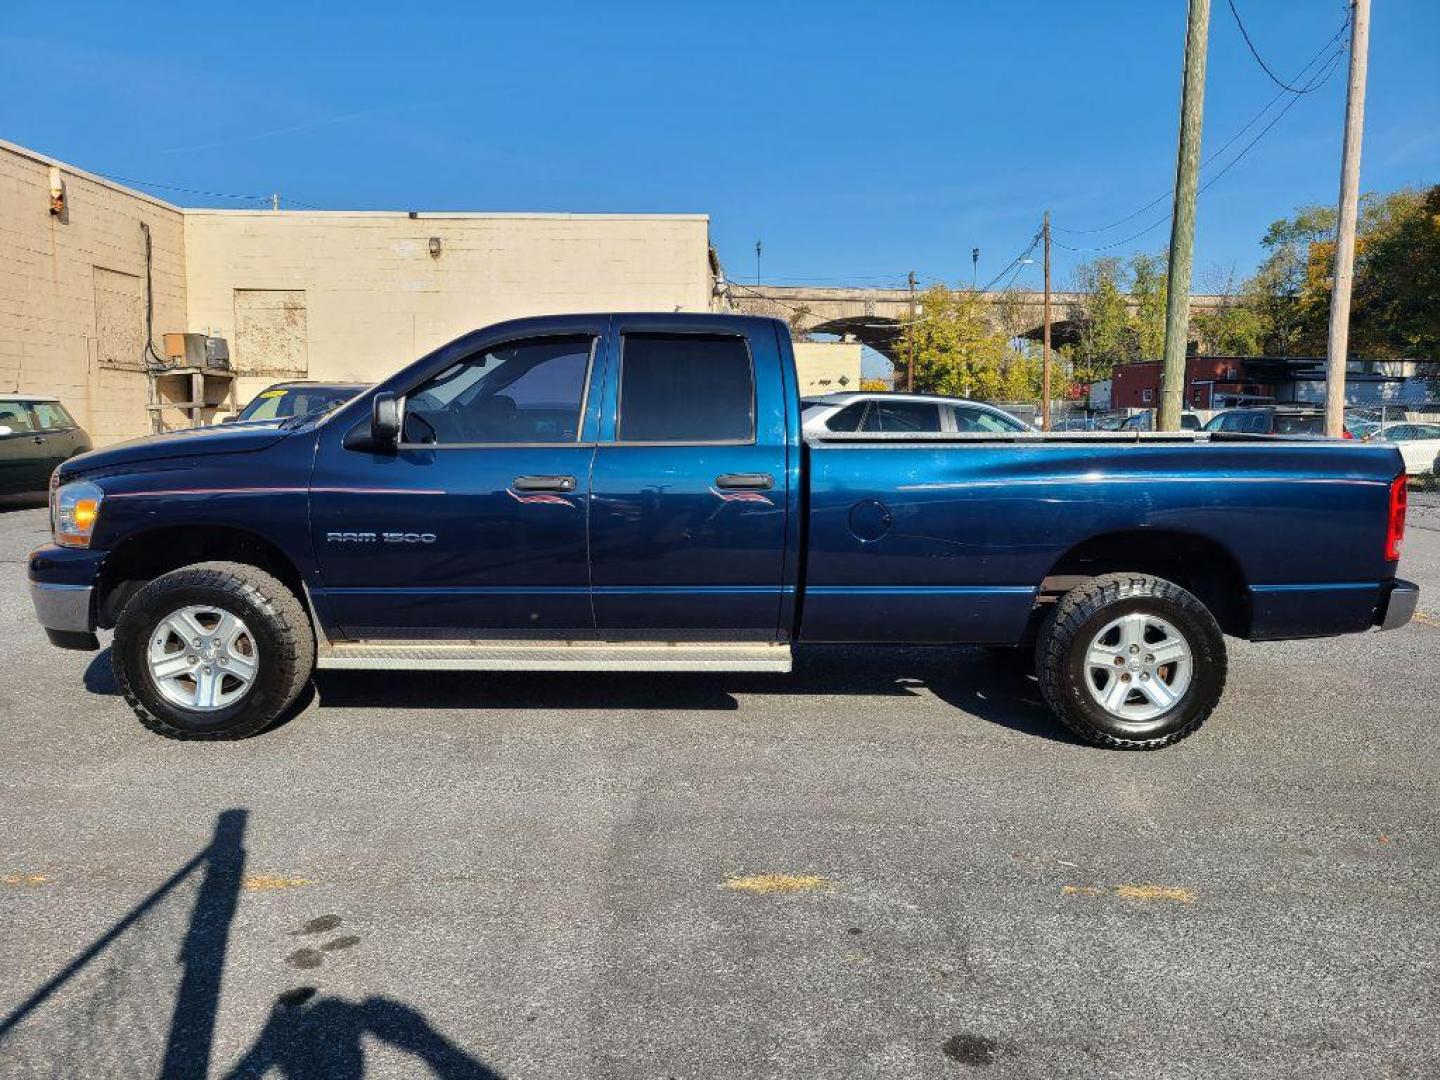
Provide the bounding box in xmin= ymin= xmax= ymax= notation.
xmin=1367 ymin=421 xmax=1440 ymax=474
xmin=801 ymin=392 xmax=1031 ymax=435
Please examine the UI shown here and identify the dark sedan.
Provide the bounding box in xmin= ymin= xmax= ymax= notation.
xmin=0 ymin=396 xmax=92 ymax=497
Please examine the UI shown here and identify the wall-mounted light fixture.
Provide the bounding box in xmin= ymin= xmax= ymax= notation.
xmin=48 ymin=165 xmax=65 ymax=216
xmin=428 ymin=237 xmax=442 ymax=259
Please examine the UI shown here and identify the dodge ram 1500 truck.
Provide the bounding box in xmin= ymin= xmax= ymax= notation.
xmin=29 ymin=313 xmax=1418 ymax=749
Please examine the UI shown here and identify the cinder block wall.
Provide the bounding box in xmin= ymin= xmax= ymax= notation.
xmin=183 ymin=210 xmax=715 ymax=405
xmin=0 ymin=140 xmax=186 ymax=445
xmin=2 ymin=139 xmax=717 ymax=439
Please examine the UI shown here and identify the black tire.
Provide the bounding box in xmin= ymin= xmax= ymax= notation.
xmin=1035 ymin=572 xmax=1226 ymax=750
xmin=113 ymin=561 xmax=315 ymax=740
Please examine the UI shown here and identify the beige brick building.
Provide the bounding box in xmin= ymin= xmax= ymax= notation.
xmin=791 ymin=340 xmax=863 ymax=396
xmin=2 ymin=139 xmax=719 ymax=444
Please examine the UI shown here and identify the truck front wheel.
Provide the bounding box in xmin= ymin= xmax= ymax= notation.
xmin=1035 ymin=572 xmax=1226 ymax=750
xmin=113 ymin=561 xmax=315 ymax=740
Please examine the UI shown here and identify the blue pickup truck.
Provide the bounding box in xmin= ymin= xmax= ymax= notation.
xmin=29 ymin=313 xmax=1417 ymax=749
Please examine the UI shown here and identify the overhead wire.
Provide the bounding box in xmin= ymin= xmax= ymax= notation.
xmin=1051 ymin=43 xmax=1347 ymax=254
xmin=1054 ymin=11 xmax=1351 ymax=238
xmin=1226 ymin=0 xmax=1338 ymax=94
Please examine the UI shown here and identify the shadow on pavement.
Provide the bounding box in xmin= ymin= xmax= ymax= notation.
xmin=0 ymin=809 xmax=503 ymax=1079
xmin=0 ymin=494 xmax=48 ymax=513
xmin=84 ymin=643 xmax=1072 ymax=745
xmin=222 ymin=988 xmax=502 ymax=1079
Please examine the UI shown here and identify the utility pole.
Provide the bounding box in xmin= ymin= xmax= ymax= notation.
xmin=1158 ymin=0 xmax=1211 ymax=431
xmin=1325 ymin=0 xmax=1370 ymax=437
xmin=906 ymin=270 xmax=917 ymax=392
xmin=755 ymin=240 xmax=762 ymax=285
xmin=1042 ymin=212 xmax=1053 ymax=431
xmin=271 ymin=192 xmax=280 ymax=211
xmin=971 ymin=248 xmax=980 ymax=290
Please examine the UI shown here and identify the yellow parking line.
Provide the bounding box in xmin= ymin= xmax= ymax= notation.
xmin=242 ymin=874 xmax=314 ymax=891
xmin=1064 ymin=882 xmax=1195 ymax=904
xmin=724 ymin=873 xmax=828 ymax=894
xmin=1 ymin=873 xmax=50 ymax=887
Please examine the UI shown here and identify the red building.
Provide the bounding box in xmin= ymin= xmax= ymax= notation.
xmin=1110 ymin=357 xmax=1278 ymax=410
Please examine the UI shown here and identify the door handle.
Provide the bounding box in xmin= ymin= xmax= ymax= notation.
xmin=32 ymin=436 xmax=46 ymax=445
xmin=715 ymin=472 xmax=774 ymax=490
xmin=512 ymin=474 xmax=576 ymax=493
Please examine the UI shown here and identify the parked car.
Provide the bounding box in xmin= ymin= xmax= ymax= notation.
xmin=1117 ymin=410 xmax=1202 ymax=432
xmin=802 ymin=392 xmax=1030 ymax=434
xmin=29 ymin=314 xmax=1415 ymax=750
xmin=231 ymin=381 xmax=367 ymax=423
xmin=1365 ymin=421 xmax=1440 ymax=474
xmin=0 ymin=395 xmax=92 ymax=497
xmin=1202 ymin=406 xmax=1331 ymax=436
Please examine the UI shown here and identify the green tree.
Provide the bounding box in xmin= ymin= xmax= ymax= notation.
xmin=1325 ymin=186 xmax=1439 ymax=358
xmin=1128 ymin=252 xmax=1169 ymax=360
xmin=894 ymin=285 xmax=1035 ymax=400
xmin=1192 ymin=268 xmax=1269 ymax=355
xmin=1066 ymin=257 xmax=1133 ymax=383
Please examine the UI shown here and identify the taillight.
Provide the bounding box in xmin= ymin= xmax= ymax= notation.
xmin=1342 ymin=429 xmax=1354 ymax=439
xmin=1385 ymin=475 xmax=1407 ymax=561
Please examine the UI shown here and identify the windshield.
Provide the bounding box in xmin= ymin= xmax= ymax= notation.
xmin=237 ymin=385 xmax=360 ymax=422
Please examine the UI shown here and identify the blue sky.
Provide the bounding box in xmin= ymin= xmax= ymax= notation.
xmin=3 ymin=0 xmax=1436 ymax=296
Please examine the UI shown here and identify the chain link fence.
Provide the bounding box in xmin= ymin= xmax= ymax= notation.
xmin=1346 ymin=402 xmax=1440 ymax=492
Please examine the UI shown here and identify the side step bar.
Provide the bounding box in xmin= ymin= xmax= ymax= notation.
xmin=316 ymin=640 xmax=793 ymax=673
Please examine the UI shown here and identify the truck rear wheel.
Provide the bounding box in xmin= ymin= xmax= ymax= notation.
xmin=1035 ymin=572 xmax=1226 ymax=750
xmin=113 ymin=561 xmax=315 ymax=740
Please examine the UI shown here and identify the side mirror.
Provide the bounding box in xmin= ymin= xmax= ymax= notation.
xmin=371 ymin=391 xmax=401 ymax=449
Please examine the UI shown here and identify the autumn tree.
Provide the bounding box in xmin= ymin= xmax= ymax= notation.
xmin=893 ymin=285 xmax=1038 ymax=400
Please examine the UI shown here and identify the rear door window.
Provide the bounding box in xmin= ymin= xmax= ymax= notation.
xmin=953 ymin=405 xmax=1025 ymax=433
xmin=824 ymin=402 xmax=868 ymax=431
xmin=618 ymin=334 xmax=754 ymax=443
xmin=1273 ymin=413 xmax=1324 ymax=435
xmin=28 ymin=401 xmax=76 ymax=430
xmin=861 ymin=400 xmax=943 ymax=432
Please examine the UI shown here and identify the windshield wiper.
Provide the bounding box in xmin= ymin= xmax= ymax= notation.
xmin=278 ymin=403 xmax=343 ymax=430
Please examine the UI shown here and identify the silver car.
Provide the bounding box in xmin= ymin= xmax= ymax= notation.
xmin=801 ymin=392 xmax=1031 ymax=435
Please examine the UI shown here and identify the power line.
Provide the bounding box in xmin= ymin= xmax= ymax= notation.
xmin=1051 ymin=45 xmax=1346 ymax=255
xmin=98 ymin=172 xmax=272 ymax=202
xmin=1055 ymin=11 xmax=1349 ymax=236
xmin=977 ymin=230 xmax=1043 ymax=292
xmin=1227 ymin=0 xmax=1338 ymax=94
xmin=98 ymin=172 xmax=328 ymax=209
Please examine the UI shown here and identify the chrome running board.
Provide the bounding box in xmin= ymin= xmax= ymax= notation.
xmin=316 ymin=640 xmax=792 ymax=673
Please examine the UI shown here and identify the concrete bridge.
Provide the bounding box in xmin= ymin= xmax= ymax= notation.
xmin=726 ymin=283 xmax=1228 ymax=363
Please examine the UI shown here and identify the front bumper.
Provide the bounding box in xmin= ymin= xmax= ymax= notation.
xmin=29 ymin=581 xmax=98 ymax=651
xmin=1376 ymin=579 xmax=1419 ymax=632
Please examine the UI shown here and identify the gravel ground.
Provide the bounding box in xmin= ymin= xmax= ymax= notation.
xmin=1 ymin=502 xmax=1437 ymax=1080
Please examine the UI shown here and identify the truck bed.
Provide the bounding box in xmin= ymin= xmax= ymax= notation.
xmin=798 ymin=432 xmax=1403 ymax=644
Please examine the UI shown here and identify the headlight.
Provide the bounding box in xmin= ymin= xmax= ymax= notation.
xmin=53 ymin=480 xmax=104 ymax=548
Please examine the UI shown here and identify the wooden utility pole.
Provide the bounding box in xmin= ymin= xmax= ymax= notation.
xmin=1158 ymin=0 xmax=1211 ymax=431
xmin=1042 ymin=211 xmax=1053 ymax=431
xmin=1325 ymin=0 xmax=1370 ymax=437
xmin=906 ymin=270 xmax=917 ymax=392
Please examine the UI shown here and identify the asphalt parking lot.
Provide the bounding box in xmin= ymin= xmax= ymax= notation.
xmin=2 ymin=499 xmax=1438 ymax=1080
